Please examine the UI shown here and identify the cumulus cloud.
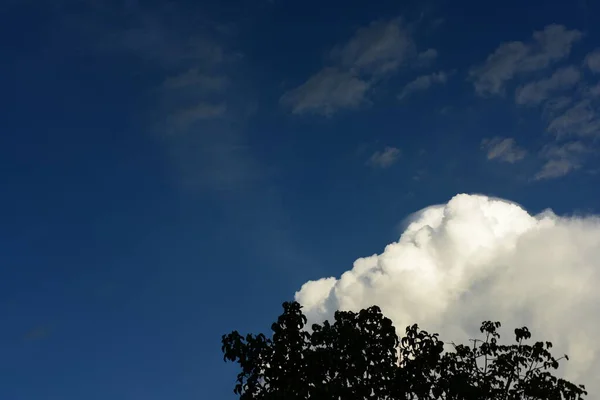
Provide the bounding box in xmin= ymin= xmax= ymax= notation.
xmin=367 ymin=146 xmax=401 ymax=168
xmin=515 ymin=66 xmax=581 ymax=105
xmin=585 ymin=48 xmax=600 ymax=73
xmin=281 ymin=18 xmax=433 ymax=115
xmin=295 ymin=194 xmax=600 ymax=395
xmin=481 ymin=137 xmax=527 ymax=163
xmin=398 ymin=71 xmax=449 ymax=100
xmin=469 ymin=24 xmax=582 ymax=96
xmin=279 ymin=68 xmax=369 ymax=116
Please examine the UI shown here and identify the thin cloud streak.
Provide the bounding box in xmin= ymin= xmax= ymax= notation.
xmin=469 ymin=24 xmax=582 ymax=96
xmin=367 ymin=146 xmax=401 ymax=168
xmin=481 ymin=137 xmax=527 ymax=163
xmin=281 ymin=17 xmax=435 ymax=115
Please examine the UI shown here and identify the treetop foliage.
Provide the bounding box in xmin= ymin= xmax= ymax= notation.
xmin=222 ymin=301 xmax=587 ymax=400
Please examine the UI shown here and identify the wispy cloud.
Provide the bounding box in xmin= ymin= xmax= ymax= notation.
xmin=330 ymin=18 xmax=415 ymax=76
xmin=398 ymin=71 xmax=449 ymax=100
xmin=547 ymin=99 xmax=600 ymax=139
xmin=89 ymin=3 xmax=267 ymax=192
xmin=469 ymin=24 xmax=582 ymax=96
xmin=534 ymin=142 xmax=590 ymax=180
xmin=169 ymin=102 xmax=227 ymax=129
xmin=481 ymin=137 xmax=527 ymax=163
xmin=163 ymin=68 xmax=228 ymax=91
xmin=415 ymin=48 xmax=438 ymax=67
xmin=535 ymin=158 xmax=579 ymax=180
xmin=280 ymin=68 xmax=370 ymax=116
xmin=585 ymin=48 xmax=600 ymax=73
xmin=110 ymin=20 xmax=225 ymax=69
xmin=588 ymin=83 xmax=600 ymax=97
xmin=367 ymin=146 xmax=401 ymax=168
xmin=542 ymin=96 xmax=573 ymax=120
xmin=539 ymin=100 xmax=600 ymax=179
xmin=515 ymin=66 xmax=581 ymax=105
xmin=23 ymin=325 xmax=51 ymax=341
xmin=472 ymin=25 xmax=599 ymax=180
xmin=281 ymin=17 xmax=434 ymax=116
xmin=537 ymin=93 xmax=600 ymax=179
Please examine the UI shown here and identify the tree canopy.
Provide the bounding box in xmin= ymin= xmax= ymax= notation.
xmin=222 ymin=301 xmax=587 ymax=400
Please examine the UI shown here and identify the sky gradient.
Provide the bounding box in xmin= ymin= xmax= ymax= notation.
xmin=2 ymin=0 xmax=600 ymax=399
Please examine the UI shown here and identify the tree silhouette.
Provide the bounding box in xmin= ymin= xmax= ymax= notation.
xmin=222 ymin=301 xmax=587 ymax=400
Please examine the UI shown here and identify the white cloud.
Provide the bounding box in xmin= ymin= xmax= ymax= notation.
xmin=469 ymin=25 xmax=582 ymax=96
xmin=295 ymin=194 xmax=600 ymax=395
xmin=481 ymin=137 xmax=527 ymax=163
xmin=585 ymin=48 xmax=600 ymax=73
xmin=279 ymin=68 xmax=369 ymax=116
xmin=367 ymin=146 xmax=401 ymax=168
xmin=398 ymin=71 xmax=449 ymax=100
xmin=515 ymin=66 xmax=581 ymax=105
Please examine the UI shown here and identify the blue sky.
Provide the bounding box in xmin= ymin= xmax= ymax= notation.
xmin=2 ymin=0 xmax=600 ymax=399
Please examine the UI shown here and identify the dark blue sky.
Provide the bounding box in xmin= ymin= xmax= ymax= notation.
xmin=1 ymin=0 xmax=600 ymax=399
